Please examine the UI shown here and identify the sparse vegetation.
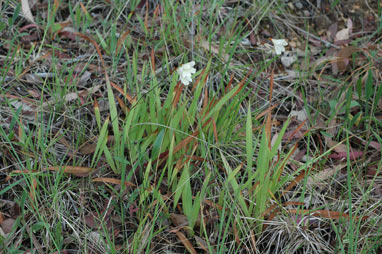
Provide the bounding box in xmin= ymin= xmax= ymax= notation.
xmin=0 ymin=0 xmax=381 ymax=253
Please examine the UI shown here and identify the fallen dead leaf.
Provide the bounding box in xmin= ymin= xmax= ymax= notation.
xmin=175 ymin=231 xmax=197 ymax=254
xmin=198 ymin=40 xmax=229 ymax=62
xmin=58 ymin=26 xmax=77 ymax=41
xmin=283 ymin=128 xmax=307 ymax=141
xmin=170 ymin=213 xmax=189 ymax=227
xmin=84 ymin=199 xmax=114 ymax=230
xmin=335 ymin=46 xmax=359 ymax=73
xmin=335 ymin=19 xmax=352 ymax=42
xmin=21 ymin=0 xmax=36 ymax=24
xmin=195 ymin=235 xmax=216 ymax=253
xmin=327 ymin=22 xmax=338 ymax=42
xmin=328 ymin=151 xmax=363 ymax=160
xmin=362 ymin=140 xmax=381 ymax=151
xmin=289 ymin=109 xmax=307 ymax=122
xmin=78 ymin=142 xmax=97 ymax=154
xmin=1 ymin=218 xmax=16 ymax=234
xmin=306 ymin=164 xmax=345 ymax=189
xmin=27 ymin=89 xmax=41 ymax=98
xmin=41 ymin=85 xmax=101 ymax=109
xmin=281 ymin=52 xmax=297 ymax=68
xmin=88 ymin=231 xmax=103 ymax=244
xmin=84 ymin=213 xmax=99 ymax=229
xmin=19 ymin=23 xmax=39 ymax=32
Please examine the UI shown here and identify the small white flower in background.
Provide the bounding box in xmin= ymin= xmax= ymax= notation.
xmin=271 ymin=39 xmax=288 ymax=55
xmin=177 ymin=61 xmax=196 ymax=86
xmin=281 ymin=52 xmax=297 ymax=68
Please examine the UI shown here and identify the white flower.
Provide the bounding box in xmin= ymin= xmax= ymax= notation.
xmin=177 ymin=61 xmax=196 ymax=86
xmin=271 ymin=39 xmax=288 ymax=55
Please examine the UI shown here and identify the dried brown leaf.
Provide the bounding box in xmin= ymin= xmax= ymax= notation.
xmin=84 ymin=214 xmax=99 ymax=229
xmin=194 ymin=236 xmax=212 ymax=253
xmin=175 ymin=231 xmax=197 ymax=254
xmin=329 ymin=151 xmax=363 ymax=160
xmin=199 ymin=40 xmax=229 ymax=62
xmin=27 ymin=89 xmax=41 ymax=98
xmin=336 ymin=46 xmax=359 ymax=73
xmin=335 ymin=19 xmax=353 ymax=42
xmin=306 ymin=164 xmax=344 ymax=189
xmin=170 ymin=213 xmax=188 ymax=227
xmin=1 ymin=218 xmax=16 ymax=234
xmin=78 ymin=143 xmax=97 ymax=155
xmin=41 ymin=85 xmax=101 ymax=108
xmin=327 ymin=22 xmax=338 ymax=42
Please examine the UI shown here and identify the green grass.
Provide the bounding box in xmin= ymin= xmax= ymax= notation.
xmin=0 ymin=0 xmax=382 ymax=253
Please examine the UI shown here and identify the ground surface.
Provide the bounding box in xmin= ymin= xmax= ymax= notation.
xmin=0 ymin=0 xmax=382 ymax=253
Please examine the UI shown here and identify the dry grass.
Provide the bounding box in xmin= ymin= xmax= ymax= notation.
xmin=0 ymin=0 xmax=382 ymax=253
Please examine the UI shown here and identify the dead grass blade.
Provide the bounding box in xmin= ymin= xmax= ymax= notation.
xmin=203 ymin=86 xmax=208 ymax=110
xmin=255 ymin=104 xmax=278 ymax=120
xmin=153 ymin=118 xmax=212 ymax=167
xmin=233 ymin=220 xmax=240 ymax=244
xmin=249 ymin=229 xmax=257 ymax=253
xmin=44 ymin=166 xmax=93 ymax=174
xmin=29 ymin=178 xmax=37 ymax=204
xmin=287 ymin=209 xmax=369 ymax=221
xmin=115 ymin=30 xmax=131 ymax=54
xmin=203 ymin=200 xmax=223 ymax=211
xmin=286 ymin=120 xmax=308 ymax=142
xmin=150 ymin=48 xmax=156 ymax=73
xmin=110 ymin=81 xmax=136 ymax=104
xmin=75 ymin=32 xmax=106 ymax=70
xmin=116 ymin=96 xmax=128 ymax=113
xmin=92 ymin=177 xmax=136 ymax=187
xmin=263 ymin=201 xmax=305 ymax=222
xmin=224 ymin=73 xmax=234 ymax=94
xmin=212 ymin=118 xmax=218 ymax=143
xmin=79 ymin=2 xmax=89 ymax=17
xmin=283 ymin=170 xmax=307 ymax=194
xmin=191 ymin=67 xmax=208 ymax=91
xmin=53 ymin=0 xmax=60 ymax=16
xmin=232 ymin=69 xmax=252 ymax=97
xmin=172 ymin=82 xmax=183 ymax=108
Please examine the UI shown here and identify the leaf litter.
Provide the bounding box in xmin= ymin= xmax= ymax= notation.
xmin=0 ymin=0 xmax=381 ymax=253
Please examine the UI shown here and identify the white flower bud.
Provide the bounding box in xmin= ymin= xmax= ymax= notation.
xmin=177 ymin=61 xmax=196 ymax=86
